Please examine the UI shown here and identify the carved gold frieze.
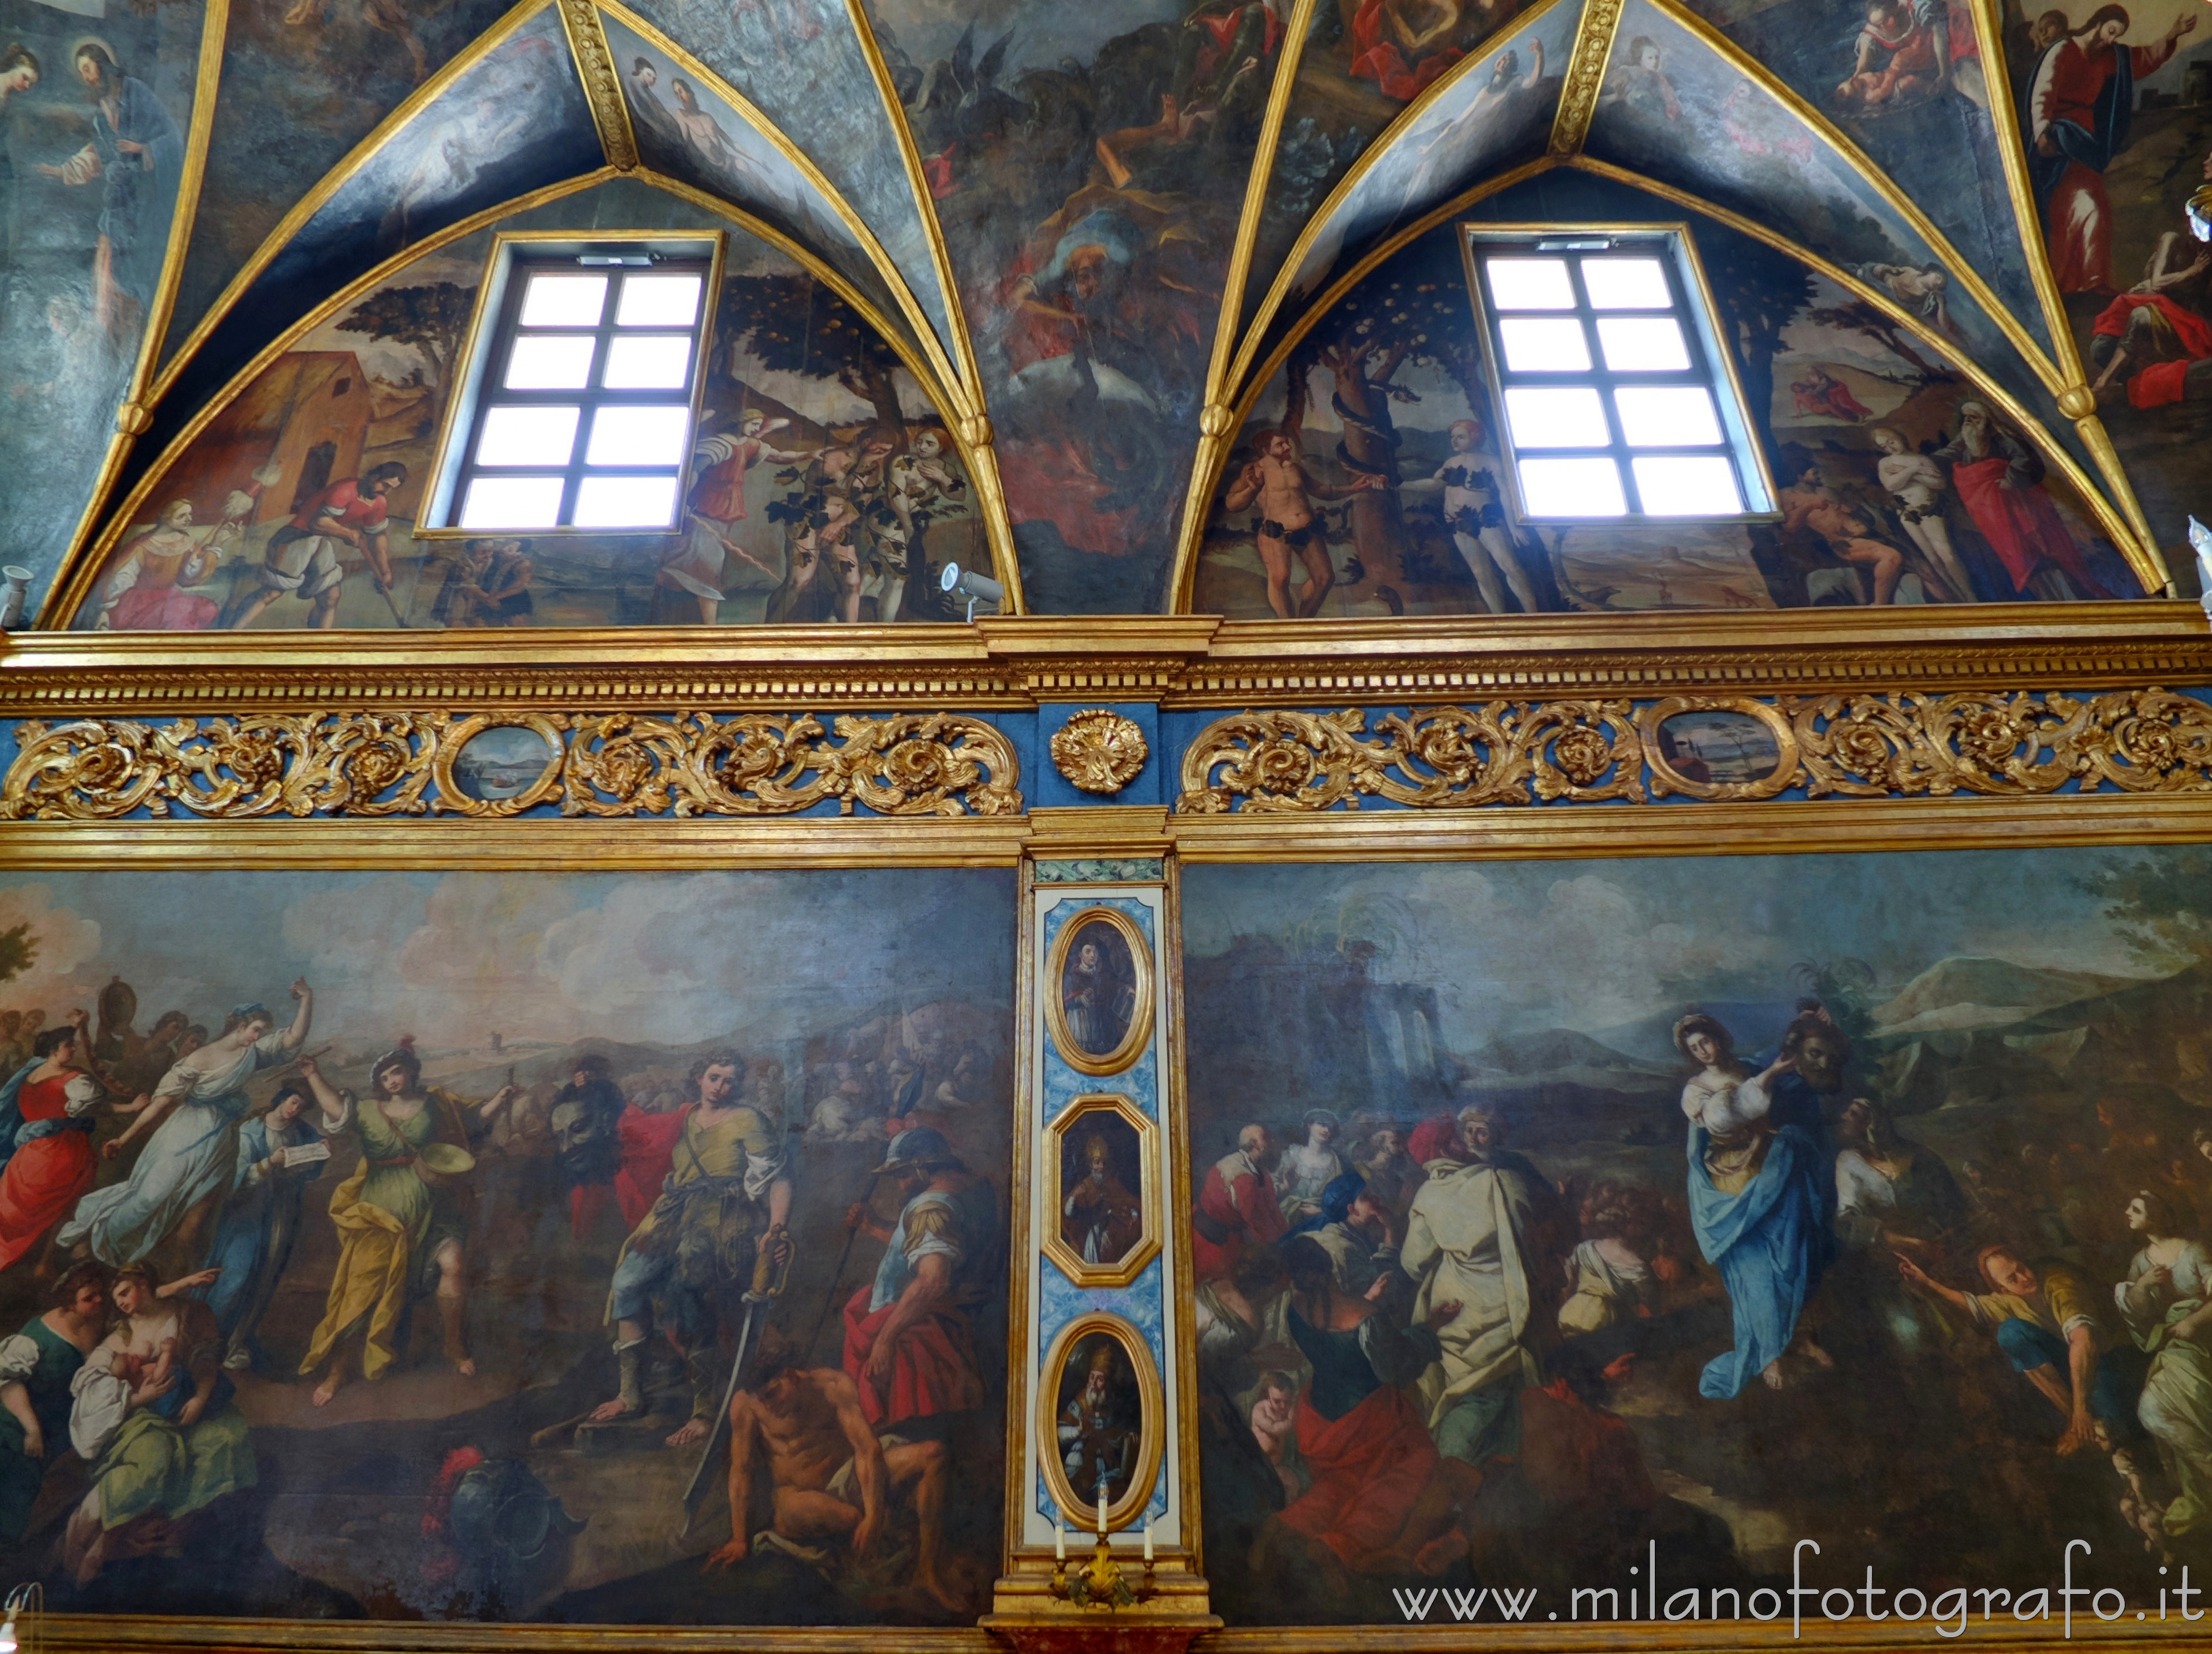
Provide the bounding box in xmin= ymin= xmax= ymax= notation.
xmin=1178 ymin=702 xmax=1645 ymax=812
xmin=1 ymin=711 xmax=1021 ymax=822
xmin=1049 ymin=710 xmax=1150 ymax=795
xmin=1178 ymin=688 xmax=2212 ymax=812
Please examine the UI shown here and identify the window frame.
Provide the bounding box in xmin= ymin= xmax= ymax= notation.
xmin=1456 ymin=222 xmax=1779 ymax=528
xmin=420 ymin=229 xmax=727 ymax=539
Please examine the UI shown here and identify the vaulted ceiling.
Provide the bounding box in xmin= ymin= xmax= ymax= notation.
xmin=8 ymin=0 xmax=2205 ymax=624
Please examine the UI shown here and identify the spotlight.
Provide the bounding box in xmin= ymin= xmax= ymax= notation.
xmin=938 ymin=562 xmax=1004 ymax=623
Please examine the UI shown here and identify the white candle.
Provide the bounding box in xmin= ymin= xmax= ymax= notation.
xmin=1054 ymin=1522 xmax=1065 ymax=1561
xmin=1143 ymin=1516 xmax=1154 ymax=1562
xmin=1097 ymin=1478 xmax=1108 ymax=1537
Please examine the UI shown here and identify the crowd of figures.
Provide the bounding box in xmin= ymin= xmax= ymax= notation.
xmin=0 ymin=978 xmax=1004 ymax=1617
xmin=1192 ymin=999 xmax=2212 ymax=1612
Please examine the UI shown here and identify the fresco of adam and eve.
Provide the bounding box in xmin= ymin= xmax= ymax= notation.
xmin=0 ymin=870 xmax=1013 ymax=1623
xmin=74 ymin=190 xmax=984 ymax=633
xmin=1185 ymin=848 xmax=2212 ymax=1622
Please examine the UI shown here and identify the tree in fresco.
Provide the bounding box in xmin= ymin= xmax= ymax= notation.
xmin=722 ymin=274 xmax=907 ymax=437
xmin=0 ymin=925 xmax=35 ymax=987
xmin=334 ymin=282 xmax=474 ymax=388
xmin=1281 ymin=237 xmax=1490 ymax=581
xmin=2076 ymin=850 xmax=2212 ymax=966
xmin=1697 ymin=233 xmax=1818 ymax=473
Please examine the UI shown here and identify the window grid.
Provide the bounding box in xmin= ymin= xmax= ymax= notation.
xmin=1469 ymin=236 xmax=1757 ymax=523
xmin=451 ymin=254 xmax=713 ymax=533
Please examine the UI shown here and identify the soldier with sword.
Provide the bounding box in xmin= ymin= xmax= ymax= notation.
xmin=588 ymin=1049 xmax=792 ymax=1448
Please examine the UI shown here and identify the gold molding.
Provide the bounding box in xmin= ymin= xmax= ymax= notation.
xmin=33 ymin=1627 xmax=999 ymax=1652
xmin=6 ymin=606 xmax=2212 ymax=713
xmin=1176 ymin=687 xmax=2212 ymax=813
xmin=1033 ymin=1310 xmax=1166 ymax=1534
xmin=1040 ymin=1092 xmax=1162 ymax=1290
xmin=137 ymin=0 xmax=557 ymax=414
xmin=1042 ymin=903 xmax=1156 ymax=1078
xmin=1549 ymin=0 xmax=1627 ymax=156
xmin=1567 ymin=154 xmax=2166 ymax=592
xmin=596 ymin=0 xmax=967 ymax=407
xmin=1647 ymin=0 xmax=2063 ymax=393
xmin=0 ymin=709 xmax=1023 ymax=821
xmin=554 ymin=0 xmax=639 ymax=170
xmin=1219 ymin=0 xmax=1575 ymax=401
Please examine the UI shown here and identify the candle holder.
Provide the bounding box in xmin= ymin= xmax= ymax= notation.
xmin=1048 ymin=1526 xmax=1154 ymax=1611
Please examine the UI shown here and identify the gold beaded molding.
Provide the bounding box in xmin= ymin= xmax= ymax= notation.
xmin=1176 ymin=688 xmax=2212 ymax=812
xmin=2 ymin=710 xmax=1022 ymax=822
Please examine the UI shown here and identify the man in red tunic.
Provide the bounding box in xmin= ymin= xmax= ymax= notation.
xmin=2028 ymin=5 xmax=2196 ymax=294
xmin=225 ymin=462 xmax=408 ymax=630
xmin=2090 ymin=147 xmax=2212 ymax=409
xmin=612 ymin=1087 xmax=687 ymax=1231
xmin=1193 ymin=1123 xmax=1288 ymax=1281
xmin=842 ymin=1128 xmax=993 ymax=1430
xmin=1931 ymin=402 xmax=2114 ymax=598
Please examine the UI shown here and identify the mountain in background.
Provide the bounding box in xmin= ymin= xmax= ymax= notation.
xmin=1870 ymin=956 xmax=2148 ymax=1038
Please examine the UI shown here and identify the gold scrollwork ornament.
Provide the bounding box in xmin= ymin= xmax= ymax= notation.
xmin=1049 ymin=709 xmax=1149 ymax=796
xmin=3 ymin=711 xmax=1023 ymax=821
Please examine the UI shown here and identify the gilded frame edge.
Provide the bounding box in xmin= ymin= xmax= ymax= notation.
xmin=1032 ymin=1310 xmax=1167 ymax=1536
xmin=1635 ymin=695 xmax=1801 ymax=803
xmin=1040 ymin=1092 xmax=1162 ymax=1291
xmin=1040 ymin=903 xmax=1156 ymax=1079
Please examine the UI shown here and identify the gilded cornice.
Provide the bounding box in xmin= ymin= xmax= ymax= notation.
xmin=3 ymin=608 xmax=2210 ymax=715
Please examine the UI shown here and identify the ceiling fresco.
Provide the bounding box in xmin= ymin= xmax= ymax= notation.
xmin=12 ymin=0 xmax=2205 ymax=626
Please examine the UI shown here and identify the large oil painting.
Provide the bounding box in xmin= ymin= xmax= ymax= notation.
xmin=1185 ymin=847 xmax=2212 ymax=1623
xmin=73 ymin=179 xmax=979 ymax=631
xmin=0 ymin=867 xmax=1014 ymax=1622
xmin=1998 ymin=0 xmax=2212 ymax=562
xmin=1194 ymin=187 xmax=2139 ymax=618
xmin=0 ymin=0 xmax=207 ymax=626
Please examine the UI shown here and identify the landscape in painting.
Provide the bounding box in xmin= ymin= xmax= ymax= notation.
xmin=0 ymin=0 xmax=204 ymax=623
xmin=1194 ymin=204 xmax=2138 ymax=618
xmin=861 ymin=0 xmax=1292 ymax=613
xmin=1184 ymin=848 xmax=2212 ymax=1623
xmin=75 ymin=184 xmax=982 ymax=632
xmin=0 ymin=868 xmax=1013 ymax=1622
xmin=1997 ymin=0 xmax=2212 ymax=558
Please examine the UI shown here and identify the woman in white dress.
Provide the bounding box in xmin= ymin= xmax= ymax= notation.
xmin=2113 ymin=1189 xmax=2212 ymax=1538
xmin=58 ymin=981 xmax=312 ymax=1266
xmin=1275 ymin=1110 xmax=1347 ymax=1227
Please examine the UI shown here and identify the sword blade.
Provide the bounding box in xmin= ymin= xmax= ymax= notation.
xmin=678 ymin=1296 xmax=764 ymax=1536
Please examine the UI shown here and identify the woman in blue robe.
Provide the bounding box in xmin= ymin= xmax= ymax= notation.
xmin=1676 ymin=1014 xmax=1836 ymax=1398
xmin=198 ymin=1083 xmax=321 ymax=1371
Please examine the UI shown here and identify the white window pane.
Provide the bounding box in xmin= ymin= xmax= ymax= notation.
xmin=519 ymin=273 xmax=607 ymax=328
xmin=1580 ymin=257 xmax=1671 ymax=310
xmin=460 ymin=476 xmax=564 ymax=529
xmin=585 ymin=404 xmax=692 ymax=467
xmin=603 ymin=334 xmax=692 ymax=389
xmin=505 ymin=334 xmax=597 ymax=390
xmin=1504 ymin=387 xmax=1609 ymax=449
xmin=617 ymin=273 xmax=703 ymax=328
xmin=1498 ymin=317 xmax=1592 ymax=373
xmin=1614 ymin=386 xmax=1722 ymax=447
xmin=1597 ymin=316 xmax=1690 ymax=372
xmin=1485 ymin=258 xmax=1575 ymax=311
xmin=475 ymin=404 xmax=579 ymax=467
xmin=1519 ymin=457 xmax=1626 ymax=516
xmin=573 ymin=474 xmax=680 ymax=528
xmin=1633 ymin=455 xmax=1744 ymax=515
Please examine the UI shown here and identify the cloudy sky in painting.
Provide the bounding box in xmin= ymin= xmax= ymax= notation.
xmin=1183 ymin=848 xmax=2173 ymax=1047
xmin=0 ymin=871 xmax=1013 ymax=1053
